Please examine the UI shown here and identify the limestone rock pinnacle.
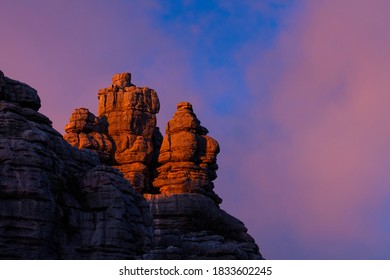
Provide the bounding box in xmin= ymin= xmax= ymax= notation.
xmin=111 ymin=72 xmax=132 ymax=88
xmin=154 ymin=102 xmax=221 ymax=204
xmin=64 ymin=108 xmax=114 ymax=163
xmin=96 ymin=73 xmax=160 ymax=192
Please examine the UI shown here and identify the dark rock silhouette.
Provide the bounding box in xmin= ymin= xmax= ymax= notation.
xmin=0 ymin=71 xmax=263 ymax=259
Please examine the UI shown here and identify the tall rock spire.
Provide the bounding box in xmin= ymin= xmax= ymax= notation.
xmin=96 ymin=73 xmax=161 ymax=192
xmin=153 ymin=102 xmax=222 ymax=204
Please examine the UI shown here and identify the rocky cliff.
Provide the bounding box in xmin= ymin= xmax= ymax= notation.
xmin=0 ymin=71 xmax=263 ymax=259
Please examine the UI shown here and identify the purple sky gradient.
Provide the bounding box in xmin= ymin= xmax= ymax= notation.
xmin=2 ymin=0 xmax=390 ymax=259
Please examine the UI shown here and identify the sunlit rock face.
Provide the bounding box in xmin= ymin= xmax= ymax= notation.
xmin=64 ymin=108 xmax=115 ymax=163
xmin=153 ymin=101 xmax=222 ymax=203
xmin=96 ymin=73 xmax=161 ymax=193
xmin=1 ymin=71 xmax=262 ymax=259
xmin=0 ymin=71 xmax=152 ymax=259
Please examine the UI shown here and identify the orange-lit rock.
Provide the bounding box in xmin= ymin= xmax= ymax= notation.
xmin=64 ymin=108 xmax=114 ymax=163
xmin=153 ymin=102 xmax=221 ymax=203
xmin=96 ymin=73 xmax=160 ymax=192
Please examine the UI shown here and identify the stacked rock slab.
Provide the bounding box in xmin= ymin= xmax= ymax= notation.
xmin=64 ymin=108 xmax=114 ymax=163
xmin=97 ymin=73 xmax=160 ymax=192
xmin=144 ymin=102 xmax=262 ymax=259
xmin=153 ymin=102 xmax=222 ymax=203
xmin=0 ymin=71 xmax=153 ymax=259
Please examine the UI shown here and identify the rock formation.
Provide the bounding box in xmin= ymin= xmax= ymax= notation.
xmin=96 ymin=73 xmax=161 ymax=193
xmin=0 ymin=70 xmax=263 ymax=259
xmin=153 ymin=101 xmax=222 ymax=203
xmin=0 ymin=71 xmax=152 ymax=259
xmin=64 ymin=108 xmax=114 ymax=163
xmin=144 ymin=102 xmax=260 ymax=259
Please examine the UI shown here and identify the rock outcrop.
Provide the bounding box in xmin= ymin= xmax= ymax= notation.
xmin=64 ymin=108 xmax=114 ymax=163
xmin=144 ymin=102 xmax=261 ymax=259
xmin=0 ymin=71 xmax=152 ymax=259
xmin=0 ymin=70 xmax=263 ymax=259
xmin=96 ymin=73 xmax=161 ymax=193
xmin=153 ymin=101 xmax=222 ymax=203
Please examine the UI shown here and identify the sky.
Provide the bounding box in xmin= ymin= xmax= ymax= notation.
xmin=1 ymin=0 xmax=390 ymax=259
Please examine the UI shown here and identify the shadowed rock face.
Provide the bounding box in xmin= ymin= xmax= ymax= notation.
xmin=1 ymin=71 xmax=262 ymax=259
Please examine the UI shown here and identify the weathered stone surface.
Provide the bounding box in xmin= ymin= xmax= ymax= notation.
xmin=111 ymin=73 xmax=132 ymax=88
xmin=97 ymin=73 xmax=160 ymax=192
xmin=154 ymin=102 xmax=221 ymax=203
xmin=64 ymin=108 xmax=114 ymax=163
xmin=144 ymin=193 xmax=261 ymax=259
xmin=59 ymin=165 xmax=153 ymax=259
xmin=0 ymin=72 xmax=152 ymax=259
xmin=0 ymin=70 xmax=41 ymax=111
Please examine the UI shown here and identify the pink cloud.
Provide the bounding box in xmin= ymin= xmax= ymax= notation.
xmin=240 ymin=0 xmax=390 ymax=259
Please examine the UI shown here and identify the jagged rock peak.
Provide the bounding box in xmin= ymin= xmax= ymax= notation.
xmin=95 ymin=73 xmax=161 ymax=192
xmin=64 ymin=108 xmax=114 ymax=163
xmin=177 ymin=101 xmax=193 ymax=111
xmin=64 ymin=108 xmax=106 ymax=133
xmin=167 ymin=101 xmax=209 ymax=135
xmin=154 ymin=102 xmax=221 ymax=203
xmin=111 ymin=72 xmax=133 ymax=89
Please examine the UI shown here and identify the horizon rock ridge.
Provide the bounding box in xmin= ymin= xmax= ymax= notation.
xmin=0 ymin=70 xmax=263 ymax=259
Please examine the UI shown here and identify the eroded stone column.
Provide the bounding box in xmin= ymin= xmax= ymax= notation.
xmin=97 ymin=73 xmax=161 ymax=192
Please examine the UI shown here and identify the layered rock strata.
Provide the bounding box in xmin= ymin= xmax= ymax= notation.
xmin=145 ymin=102 xmax=261 ymax=259
xmin=153 ymin=101 xmax=222 ymax=203
xmin=0 ymin=71 xmax=152 ymax=259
